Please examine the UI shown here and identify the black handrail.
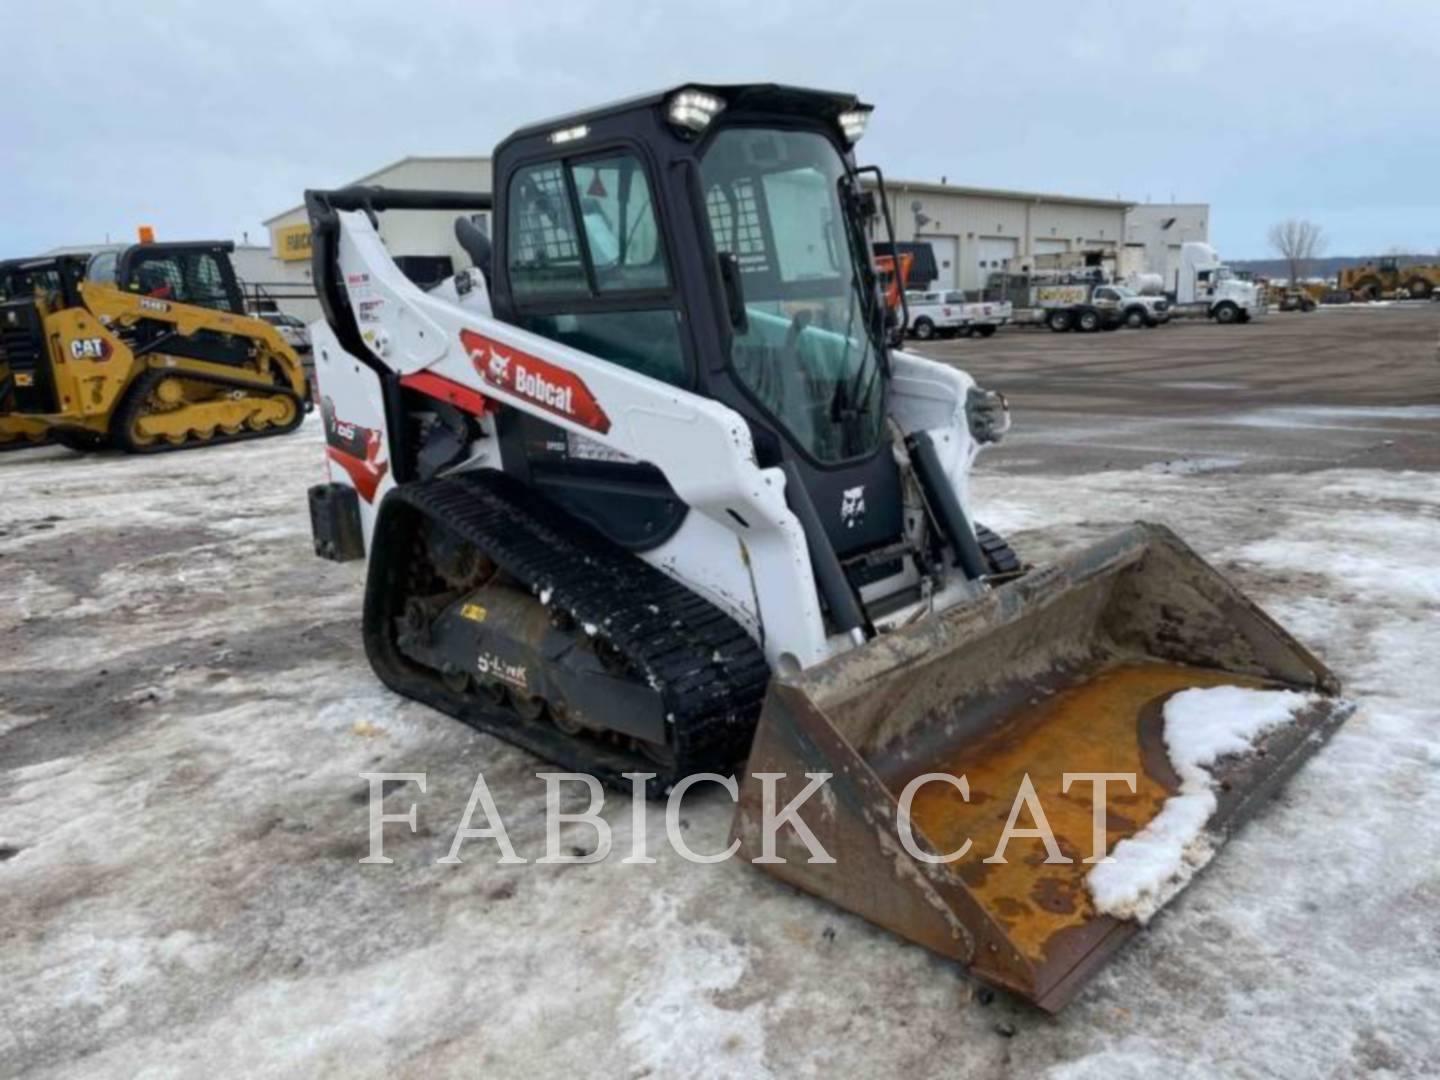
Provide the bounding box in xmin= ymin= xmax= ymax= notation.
xmin=305 ymin=186 xmax=494 ymax=215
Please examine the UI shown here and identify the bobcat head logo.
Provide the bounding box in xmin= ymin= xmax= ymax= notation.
xmin=840 ymin=485 xmax=866 ymax=528
xmin=487 ymin=351 xmax=511 ymax=383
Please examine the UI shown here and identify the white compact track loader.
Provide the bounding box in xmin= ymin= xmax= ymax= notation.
xmin=303 ymin=84 xmax=1350 ymax=1010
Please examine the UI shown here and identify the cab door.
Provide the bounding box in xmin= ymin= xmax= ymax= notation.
xmin=496 ymin=149 xmax=694 ymax=551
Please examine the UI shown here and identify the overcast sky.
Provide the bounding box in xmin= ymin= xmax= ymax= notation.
xmin=5 ymin=1 xmax=1437 ymax=259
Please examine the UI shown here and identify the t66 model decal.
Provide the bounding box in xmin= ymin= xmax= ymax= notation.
xmin=460 ymin=329 xmax=611 ymax=435
xmin=320 ymin=396 xmax=389 ymax=503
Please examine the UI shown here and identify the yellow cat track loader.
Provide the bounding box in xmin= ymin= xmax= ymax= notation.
xmin=0 ymin=242 xmax=307 ymax=453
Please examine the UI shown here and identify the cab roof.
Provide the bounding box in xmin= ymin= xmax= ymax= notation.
xmin=502 ymin=82 xmax=868 ymax=146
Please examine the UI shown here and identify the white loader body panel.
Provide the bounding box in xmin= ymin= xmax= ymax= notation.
xmin=315 ymin=209 xmax=989 ymax=670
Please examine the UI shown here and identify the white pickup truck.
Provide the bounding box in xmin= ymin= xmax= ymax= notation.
xmin=1092 ymin=284 xmax=1171 ymax=328
xmin=904 ymin=289 xmax=1012 ymax=341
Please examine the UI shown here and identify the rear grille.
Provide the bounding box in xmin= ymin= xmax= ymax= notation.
xmin=0 ymin=299 xmax=58 ymax=413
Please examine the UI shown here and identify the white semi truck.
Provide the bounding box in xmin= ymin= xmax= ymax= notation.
xmin=1169 ymin=242 xmax=1267 ymax=323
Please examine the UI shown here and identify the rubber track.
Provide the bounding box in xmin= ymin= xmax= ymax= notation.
xmin=380 ymin=470 xmax=772 ymax=793
xmin=113 ymin=367 xmax=306 ymax=454
xmin=0 ymin=433 xmax=52 ymax=453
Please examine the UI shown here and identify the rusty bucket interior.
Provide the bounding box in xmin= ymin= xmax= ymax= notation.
xmin=733 ymin=522 xmax=1353 ymax=1011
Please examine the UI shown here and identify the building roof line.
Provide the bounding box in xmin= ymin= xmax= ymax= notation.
xmin=871 ymin=177 xmax=1133 ymax=209
xmin=264 ymin=159 xmax=1140 ymax=229
xmin=262 ymin=156 xmax=491 ymax=225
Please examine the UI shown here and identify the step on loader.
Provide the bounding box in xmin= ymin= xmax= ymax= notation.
xmin=0 ymin=242 xmax=308 ymax=454
xmin=302 ymin=84 xmax=1352 ymax=1009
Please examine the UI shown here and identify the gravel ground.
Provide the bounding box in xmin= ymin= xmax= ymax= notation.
xmin=2 ymin=309 xmax=1437 ymax=1078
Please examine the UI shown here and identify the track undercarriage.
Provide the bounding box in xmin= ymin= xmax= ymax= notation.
xmin=363 ymin=470 xmax=772 ymax=795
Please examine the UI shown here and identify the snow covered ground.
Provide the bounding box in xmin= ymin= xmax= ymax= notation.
xmin=2 ymin=417 xmax=1438 ymax=1078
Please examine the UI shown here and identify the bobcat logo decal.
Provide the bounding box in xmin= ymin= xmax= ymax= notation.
xmin=840 ymin=485 xmax=866 ymax=529
xmin=461 ymin=328 xmax=612 ymax=434
xmin=487 ymin=351 xmax=511 ymax=383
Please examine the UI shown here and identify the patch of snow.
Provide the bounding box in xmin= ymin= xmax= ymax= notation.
xmin=1217 ymin=405 xmax=1440 ymax=431
xmin=1087 ymin=685 xmax=1318 ymax=923
xmin=617 ymin=894 xmax=770 ymax=1077
xmin=1143 ymin=455 xmax=1245 ymax=476
xmin=1163 ymin=381 xmax=1245 ymax=391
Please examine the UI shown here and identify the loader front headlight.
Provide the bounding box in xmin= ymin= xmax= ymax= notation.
xmin=966 ymin=387 xmax=1010 ymax=444
xmin=666 ymin=88 xmax=725 ymax=135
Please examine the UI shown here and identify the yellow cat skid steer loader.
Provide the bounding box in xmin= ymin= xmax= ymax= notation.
xmin=303 ymin=84 xmax=1352 ymax=1010
xmin=0 ymin=242 xmax=307 ymax=453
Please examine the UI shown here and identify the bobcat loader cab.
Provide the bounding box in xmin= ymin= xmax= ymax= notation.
xmin=306 ymin=84 xmax=1351 ymax=1011
xmin=308 ymin=84 xmax=1013 ymax=661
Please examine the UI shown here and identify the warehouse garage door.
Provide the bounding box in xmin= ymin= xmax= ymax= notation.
xmin=976 ymin=236 xmax=1018 ymax=285
xmin=1033 ymin=239 xmax=1068 ymax=255
xmin=925 ymin=235 xmax=959 ymax=288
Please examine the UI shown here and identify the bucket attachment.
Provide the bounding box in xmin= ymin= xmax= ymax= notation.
xmin=732 ymin=523 xmax=1353 ymax=1011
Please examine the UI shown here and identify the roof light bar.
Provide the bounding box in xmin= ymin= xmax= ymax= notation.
xmin=838 ymin=108 xmax=872 ymax=144
xmin=667 ymin=88 xmax=725 ymax=134
xmin=548 ymin=124 xmax=590 ymax=145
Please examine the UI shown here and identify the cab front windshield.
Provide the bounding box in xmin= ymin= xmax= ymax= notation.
xmin=699 ymin=127 xmax=884 ymax=463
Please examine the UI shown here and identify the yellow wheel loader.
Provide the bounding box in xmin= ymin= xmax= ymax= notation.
xmin=1338 ymin=255 xmax=1440 ymax=300
xmin=302 ymin=84 xmax=1353 ymax=1010
xmin=0 ymin=242 xmax=308 ymax=454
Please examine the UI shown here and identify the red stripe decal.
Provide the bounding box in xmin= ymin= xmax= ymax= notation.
xmin=326 ymin=444 xmax=389 ymax=504
xmin=459 ymin=329 xmax=611 ymax=434
xmin=399 ymin=371 xmax=494 ymax=416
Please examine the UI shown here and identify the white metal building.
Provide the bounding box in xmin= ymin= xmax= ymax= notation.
xmin=872 ymin=180 xmax=1132 ymax=291
xmin=258 ymin=158 xmax=1134 ymax=305
xmin=1124 ymin=203 xmax=1210 ymax=288
xmin=263 ymin=156 xmax=494 ymax=323
xmin=258 ymin=157 xmax=1206 ymax=308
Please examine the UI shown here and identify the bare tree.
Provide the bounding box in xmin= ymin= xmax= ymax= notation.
xmin=1268 ymin=219 xmax=1326 ymax=284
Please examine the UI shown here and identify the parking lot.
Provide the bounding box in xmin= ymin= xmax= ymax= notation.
xmin=2 ymin=306 xmax=1438 ymax=1078
xmin=920 ymin=304 xmax=1440 ymax=476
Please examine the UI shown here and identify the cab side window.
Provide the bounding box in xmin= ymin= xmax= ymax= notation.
xmin=189 ymin=253 xmax=232 ymax=310
xmin=133 ymin=256 xmax=184 ymax=300
xmin=570 ymin=155 xmax=667 ymax=293
xmin=508 ymin=150 xmax=685 ymax=387
xmin=87 ymin=251 xmax=119 ymax=285
xmin=126 ymin=251 xmax=239 ymax=313
xmin=508 ymin=163 xmax=587 ymax=300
